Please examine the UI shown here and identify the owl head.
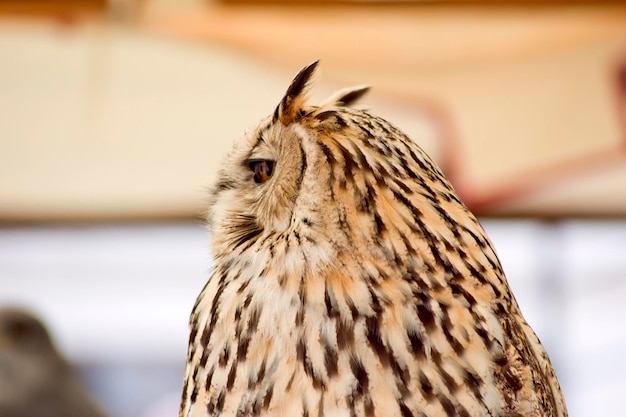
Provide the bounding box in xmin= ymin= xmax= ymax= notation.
xmin=206 ymin=61 xmax=468 ymax=277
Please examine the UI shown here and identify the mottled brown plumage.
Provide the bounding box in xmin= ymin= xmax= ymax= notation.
xmin=180 ymin=61 xmax=567 ymax=417
xmin=0 ymin=307 xmax=106 ymax=417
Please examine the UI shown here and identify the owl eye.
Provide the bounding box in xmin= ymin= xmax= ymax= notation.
xmin=248 ymin=160 xmax=275 ymax=184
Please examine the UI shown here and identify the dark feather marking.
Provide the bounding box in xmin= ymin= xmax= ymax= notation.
xmin=450 ymin=280 xmax=477 ymax=306
xmin=286 ymin=371 xmax=296 ymax=392
xmin=215 ymin=390 xmax=226 ymax=413
xmin=248 ymin=358 xmax=267 ymax=389
xmin=388 ymin=349 xmax=411 ymax=386
xmin=199 ymin=350 xmax=208 ymax=367
xmin=237 ymin=334 xmax=251 ymax=361
xmin=407 ymin=327 xmax=426 ymax=359
xmin=226 ymin=363 xmax=237 ymax=390
xmin=416 ymin=303 xmax=436 ymax=331
xmin=364 ymin=394 xmax=375 ymax=417
xmin=355 ymin=188 xmax=373 ymax=214
xmin=181 ymin=379 xmax=189 ymax=410
xmin=373 ymin=212 xmax=386 ymax=235
xmin=347 ymin=393 xmax=357 ymax=417
xmin=368 ymin=287 xmax=383 ymax=314
xmin=443 ymin=239 xmax=456 ymax=254
xmin=431 ymin=348 xmax=442 ymax=366
xmin=324 ymin=284 xmax=339 ymax=318
xmin=396 ymin=377 xmax=411 ymax=399
xmin=462 ymin=224 xmax=488 ymax=249
xmin=188 ymin=325 xmax=198 ymax=348
xmin=218 ymin=344 xmax=229 ymax=367
xmin=438 ymin=303 xmax=465 ymax=354
xmin=446 ymin=191 xmax=463 ymax=205
xmin=461 ymin=258 xmax=488 ymax=285
xmin=407 ymin=147 xmax=423 ymax=166
xmin=236 ymin=278 xmax=251 ymax=294
xmin=365 ymin=317 xmax=410 ymax=385
xmin=399 ymin=401 xmax=414 ymax=417
xmin=358 ymin=124 xmax=375 ymax=139
xmin=314 ymin=110 xmax=348 ymax=131
xmin=379 ymin=141 xmax=394 ymax=158
xmin=318 ymin=140 xmax=337 ymax=166
xmin=190 ymin=384 xmax=198 ymax=404
xmin=454 ymin=245 xmax=468 ymax=260
xmin=351 ymin=142 xmax=372 ymax=172
xmin=377 ymin=243 xmax=399 ymax=268
xmin=396 ymin=154 xmax=415 ymax=179
xmin=365 ymin=182 xmax=377 ymax=214
xmin=419 ymin=372 xmax=435 ymax=401
xmin=350 ymin=356 xmax=369 ymax=392
xmin=502 ymin=360 xmax=524 ymax=393
xmin=390 ymin=188 xmax=425 ymax=223
xmin=400 ymin=233 xmax=417 ymax=258
xmin=392 ymin=177 xmax=413 ymax=195
xmin=437 ymin=394 xmax=457 ymax=417
xmin=205 ymin=365 xmax=215 ymax=390
xmin=252 ymin=398 xmax=262 ymax=417
xmin=324 ymin=340 xmax=339 ymax=377
xmin=349 ymin=297 xmax=362 ymax=321
xmin=263 ymin=384 xmax=274 ymax=410
xmin=243 ymin=293 xmax=253 ymax=309
xmin=474 ymin=322 xmax=494 ymax=349
xmin=228 ymin=217 xmax=264 ymax=251
xmin=203 ymin=275 xmax=227 ymax=347
xmin=296 ymin=277 xmax=306 ymax=325
xmin=200 ymin=326 xmax=212 ymax=349
xmin=292 ymin=141 xmax=308 ymax=201
xmin=336 ymin=318 xmax=355 ymax=350
xmin=336 ymin=141 xmax=358 ymax=183
xmin=412 ymin=154 xmax=437 ymax=181
xmin=365 ymin=316 xmax=388 ymax=366
xmin=297 ymin=337 xmax=324 ymax=389
xmin=389 ymin=162 xmax=406 ymax=179
xmin=458 ymin=408 xmax=471 ymax=417
xmin=438 ymin=366 xmax=459 ymax=393
xmin=295 ymin=303 xmax=305 ymax=326
xmin=464 ymin=370 xmax=484 ymax=401
xmin=461 ymin=224 xmax=505 ymax=278
xmin=248 ymin=305 xmax=261 ymax=331
xmin=434 ymin=205 xmax=461 ymax=239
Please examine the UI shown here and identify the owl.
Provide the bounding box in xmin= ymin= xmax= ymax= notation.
xmin=180 ymin=61 xmax=567 ymax=417
xmin=0 ymin=307 xmax=107 ymax=417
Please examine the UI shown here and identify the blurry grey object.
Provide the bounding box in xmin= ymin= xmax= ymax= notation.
xmin=0 ymin=307 xmax=106 ymax=417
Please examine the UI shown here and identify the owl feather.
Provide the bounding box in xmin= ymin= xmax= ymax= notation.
xmin=180 ymin=61 xmax=568 ymax=417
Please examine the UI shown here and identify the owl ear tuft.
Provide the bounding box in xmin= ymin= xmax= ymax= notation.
xmin=274 ymin=60 xmax=320 ymax=125
xmin=320 ymin=85 xmax=370 ymax=108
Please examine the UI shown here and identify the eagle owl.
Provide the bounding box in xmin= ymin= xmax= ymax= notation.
xmin=180 ymin=61 xmax=567 ymax=417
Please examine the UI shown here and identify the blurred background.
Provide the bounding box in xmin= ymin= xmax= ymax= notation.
xmin=1 ymin=0 xmax=625 ymax=416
